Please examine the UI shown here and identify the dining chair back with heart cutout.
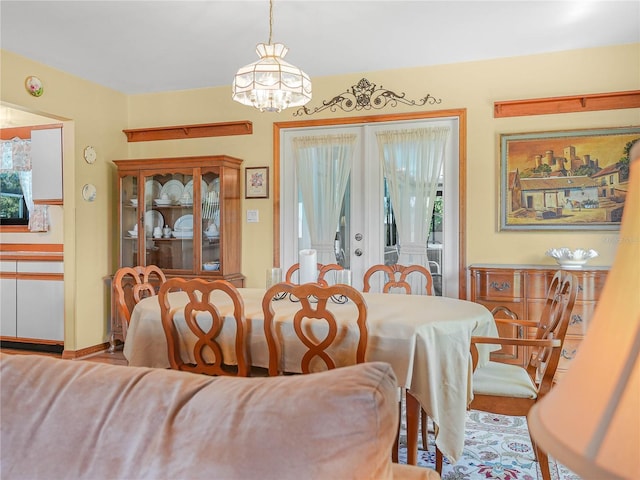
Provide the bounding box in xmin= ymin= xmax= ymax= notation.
xmin=113 ymin=265 xmax=166 ymax=342
xmin=463 ymin=270 xmax=578 ymax=480
xmin=159 ymin=277 xmax=250 ymax=377
xmin=261 ymin=282 xmax=368 ymax=376
xmin=363 ymin=263 xmax=434 ymax=295
xmin=285 ymin=262 xmax=344 ymax=286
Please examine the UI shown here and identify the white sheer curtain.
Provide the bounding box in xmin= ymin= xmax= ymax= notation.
xmin=376 ymin=127 xmax=450 ymax=292
xmin=293 ymin=134 xmax=356 ymax=264
xmin=1 ymin=137 xmax=48 ymax=232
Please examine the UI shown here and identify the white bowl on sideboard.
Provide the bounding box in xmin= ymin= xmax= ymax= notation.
xmin=545 ymin=247 xmax=598 ymax=269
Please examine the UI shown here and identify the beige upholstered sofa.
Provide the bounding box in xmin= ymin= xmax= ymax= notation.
xmin=1 ymin=354 xmax=439 ymax=480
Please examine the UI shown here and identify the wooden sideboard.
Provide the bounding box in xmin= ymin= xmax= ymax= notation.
xmin=468 ymin=264 xmax=609 ymax=382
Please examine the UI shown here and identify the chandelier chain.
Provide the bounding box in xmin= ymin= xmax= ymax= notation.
xmin=268 ymin=0 xmax=273 ymax=45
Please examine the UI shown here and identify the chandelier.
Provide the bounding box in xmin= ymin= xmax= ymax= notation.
xmin=231 ymin=0 xmax=312 ymax=113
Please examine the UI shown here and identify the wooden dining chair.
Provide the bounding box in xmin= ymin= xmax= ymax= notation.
xmin=363 ymin=263 xmax=434 ymax=295
xmin=261 ymin=282 xmax=368 ymax=376
xmin=317 ymin=263 xmax=346 ymax=286
xmin=456 ymin=271 xmax=578 ymax=479
xmin=158 ymin=277 xmax=250 ymax=377
xmin=113 ymin=265 xmax=166 ymax=343
xmin=285 ymin=262 xmax=344 ymax=285
xmin=363 ymin=263 xmax=434 ymax=462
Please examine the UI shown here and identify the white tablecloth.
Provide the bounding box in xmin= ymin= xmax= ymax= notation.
xmin=123 ymin=288 xmax=498 ymax=462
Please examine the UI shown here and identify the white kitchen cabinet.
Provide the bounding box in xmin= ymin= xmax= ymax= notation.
xmin=16 ymin=280 xmax=64 ymax=341
xmin=31 ymin=127 xmax=63 ymax=203
xmin=0 ymin=260 xmax=64 ymax=343
xmin=0 ymin=261 xmax=18 ymax=337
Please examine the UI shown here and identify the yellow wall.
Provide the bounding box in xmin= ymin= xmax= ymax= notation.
xmin=128 ymin=44 xmax=640 ymax=286
xmin=2 ymin=43 xmax=639 ymax=352
xmin=1 ymin=50 xmax=128 ymax=351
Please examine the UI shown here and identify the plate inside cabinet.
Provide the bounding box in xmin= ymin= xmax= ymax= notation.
xmin=184 ymin=179 xmax=207 ymax=200
xmin=145 ymin=180 xmax=162 ymax=205
xmin=174 ymin=214 xmax=194 ymax=232
xmin=144 ymin=210 xmax=164 ymax=237
xmin=160 ymin=179 xmax=184 ymax=203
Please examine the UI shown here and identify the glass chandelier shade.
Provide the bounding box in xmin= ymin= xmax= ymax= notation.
xmin=232 ymin=42 xmax=312 ymax=113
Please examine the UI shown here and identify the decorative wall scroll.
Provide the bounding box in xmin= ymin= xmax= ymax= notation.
xmin=293 ymin=78 xmax=441 ymax=117
xmin=500 ymin=126 xmax=640 ymax=231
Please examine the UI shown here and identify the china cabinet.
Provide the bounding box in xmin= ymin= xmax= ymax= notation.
xmin=113 ymin=155 xmax=244 ymax=285
xmin=469 ymin=264 xmax=609 ymax=383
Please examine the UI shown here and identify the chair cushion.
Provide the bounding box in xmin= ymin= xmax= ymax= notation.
xmin=1 ymin=354 xmax=400 ymax=480
xmin=473 ymin=360 xmax=538 ymax=399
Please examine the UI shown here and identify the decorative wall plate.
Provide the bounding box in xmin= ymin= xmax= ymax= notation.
xmin=83 ymin=146 xmax=97 ymax=164
xmin=25 ymin=76 xmax=44 ymax=97
xmin=82 ymin=184 xmax=97 ymax=202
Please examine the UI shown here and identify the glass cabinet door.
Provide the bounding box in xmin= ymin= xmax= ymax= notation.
xmin=143 ymin=171 xmax=194 ymax=271
xmin=201 ymin=168 xmax=221 ymax=273
xmin=120 ymin=174 xmax=139 ymax=267
xmin=115 ymin=155 xmax=243 ymax=286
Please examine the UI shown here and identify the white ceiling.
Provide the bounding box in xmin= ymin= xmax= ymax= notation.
xmin=2 ymin=0 xmax=639 ymax=96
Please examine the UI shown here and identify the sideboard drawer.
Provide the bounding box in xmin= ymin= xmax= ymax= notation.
xmin=567 ymin=301 xmax=596 ymax=335
xmin=474 ymin=271 xmax=523 ymax=300
xmin=526 ymin=271 xmax=554 ymax=299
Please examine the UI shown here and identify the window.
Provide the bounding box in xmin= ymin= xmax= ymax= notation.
xmin=1 ymin=138 xmax=31 ymax=226
xmin=0 ymin=171 xmax=30 ymax=225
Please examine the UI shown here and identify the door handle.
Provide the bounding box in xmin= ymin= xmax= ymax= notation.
xmin=354 ymin=248 xmax=363 ymax=257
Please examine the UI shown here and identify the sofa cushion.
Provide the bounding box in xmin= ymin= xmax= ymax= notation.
xmin=1 ymin=354 xmax=399 ymax=480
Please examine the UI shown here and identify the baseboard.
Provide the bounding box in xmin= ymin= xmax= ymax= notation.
xmin=0 ymin=340 xmax=64 ymax=355
xmin=62 ymin=342 xmax=110 ymax=359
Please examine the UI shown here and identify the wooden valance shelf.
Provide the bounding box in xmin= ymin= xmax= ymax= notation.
xmin=494 ymin=90 xmax=640 ymax=118
xmin=122 ymin=121 xmax=253 ymax=142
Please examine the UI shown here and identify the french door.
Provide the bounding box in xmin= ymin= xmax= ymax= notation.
xmin=277 ymin=114 xmax=462 ymax=297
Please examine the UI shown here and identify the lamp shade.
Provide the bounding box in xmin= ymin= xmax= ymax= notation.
xmin=232 ymin=43 xmax=312 ymax=113
xmin=528 ymin=154 xmax=640 ymax=479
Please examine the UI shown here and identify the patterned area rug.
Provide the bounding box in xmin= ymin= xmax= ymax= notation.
xmin=398 ymin=410 xmax=582 ymax=480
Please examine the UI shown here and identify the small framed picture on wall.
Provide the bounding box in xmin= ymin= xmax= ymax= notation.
xmin=245 ymin=166 xmax=269 ymax=199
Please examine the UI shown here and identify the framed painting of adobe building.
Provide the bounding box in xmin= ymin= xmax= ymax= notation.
xmin=499 ymin=126 xmax=640 ymax=231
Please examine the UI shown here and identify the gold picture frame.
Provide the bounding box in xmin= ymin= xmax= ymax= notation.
xmin=500 ymin=126 xmax=640 ymax=231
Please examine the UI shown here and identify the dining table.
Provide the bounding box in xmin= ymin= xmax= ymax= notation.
xmin=123 ymin=287 xmax=498 ymax=465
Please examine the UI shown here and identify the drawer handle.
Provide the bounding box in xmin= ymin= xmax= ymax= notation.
xmin=561 ymin=348 xmax=577 ymax=360
xmin=570 ymin=314 xmax=583 ymax=325
xmin=489 ymin=281 xmax=511 ymax=291
xmin=577 ymin=284 xmax=584 ymax=293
